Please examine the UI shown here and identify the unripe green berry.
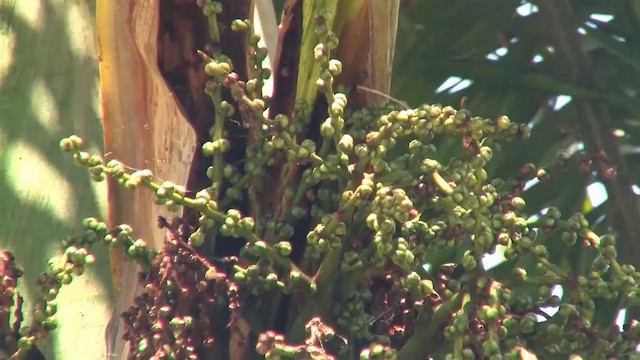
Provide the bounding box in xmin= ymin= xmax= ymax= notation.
xmin=536 ymin=168 xmax=549 ymax=181
xmin=275 ymin=241 xmax=292 ymax=256
xmin=189 ymin=231 xmax=205 ymax=246
xmin=252 ymin=241 xmax=267 ymax=255
xmin=315 ymin=78 xmax=327 ymax=90
xmin=234 ymin=271 xmax=246 ymax=282
xmin=421 ymin=159 xmax=440 ymax=172
xmin=404 ymin=272 xmax=420 ymax=288
xmin=328 ymin=59 xmax=342 ymax=76
xmin=420 ymin=279 xmax=434 ymax=294
xmin=601 ymin=235 xmax=615 ymax=247
xmin=476 ymin=168 xmax=488 ymax=182
xmin=204 ymin=61 xmax=232 ymax=77
xmin=264 ymin=273 xmax=278 ymax=287
xmin=238 ymin=217 xmax=255 ymax=231
xmin=314 ymin=43 xmax=327 ymax=61
xmin=84 ymin=254 xmax=96 ymax=266
xmin=230 ymin=19 xmax=249 ymax=32
xmin=533 ymin=245 xmax=548 ymax=257
xmin=462 ymin=251 xmax=477 ymax=271
xmin=514 ymin=267 xmax=527 ymax=279
xmin=59 ymin=273 xmax=72 ymax=285
xmin=68 ymin=135 xmax=83 ymax=149
xmin=603 ymin=245 xmax=617 ymax=258
xmin=480 ymin=146 xmax=493 ymax=161
xmin=463 ymin=348 xmax=475 ymax=360
xmin=483 ymin=339 xmax=499 ymax=356
xmin=510 ymin=197 xmax=525 ymax=210
xmin=338 ymin=134 xmax=354 ymax=153
xmin=562 ymin=231 xmax=577 ymax=245
xmin=124 ymin=177 xmax=140 ymax=189
xmin=59 ymin=138 xmax=74 ymax=152
xmin=126 ymin=244 xmax=139 ymax=257
xmin=496 ymin=115 xmax=511 ymax=130
xmin=202 ymin=141 xmax=215 ymax=155
xmin=504 ymin=247 xmax=517 ymax=260
xmin=320 ymin=119 xmax=334 ymax=137
xmin=325 ymin=32 xmax=339 ymax=49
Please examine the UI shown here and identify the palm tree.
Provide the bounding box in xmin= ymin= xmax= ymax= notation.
xmin=1 ymin=0 xmax=639 ymax=358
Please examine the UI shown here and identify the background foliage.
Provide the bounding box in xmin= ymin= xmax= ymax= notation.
xmin=393 ymin=0 xmax=640 ymax=336
xmin=392 ymin=0 xmax=640 ymax=330
xmin=394 ymin=0 xmax=640 ymax=265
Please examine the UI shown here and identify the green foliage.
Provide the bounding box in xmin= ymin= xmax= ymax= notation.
xmin=392 ymin=0 xmax=640 ymax=268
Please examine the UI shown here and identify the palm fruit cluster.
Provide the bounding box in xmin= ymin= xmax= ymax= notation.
xmin=0 ymin=251 xmax=27 ymax=358
xmin=11 ymin=1 xmax=639 ymax=359
xmin=118 ymin=217 xmax=236 ymax=360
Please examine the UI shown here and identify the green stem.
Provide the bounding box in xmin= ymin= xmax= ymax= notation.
xmin=453 ymin=293 xmax=471 ymax=359
xmin=80 ymin=155 xmax=316 ymax=287
xmin=539 ymin=258 xmax=569 ymax=278
xmin=205 ymin=5 xmax=221 ymax=43
xmin=398 ymin=291 xmax=464 ymax=358
xmin=286 ymin=184 xmax=361 ymax=341
xmin=207 ymin=92 xmax=226 ymax=203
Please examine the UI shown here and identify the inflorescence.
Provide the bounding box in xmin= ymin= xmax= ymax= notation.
xmin=6 ymin=1 xmax=640 ymax=359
